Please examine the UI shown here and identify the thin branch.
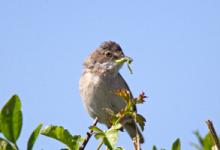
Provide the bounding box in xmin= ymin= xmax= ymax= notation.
xmin=133 ymin=135 xmax=140 ymax=150
xmin=206 ymin=120 xmax=220 ymax=150
xmin=96 ymin=140 xmax=104 ymax=150
xmin=133 ymin=112 xmax=140 ymax=150
xmin=79 ymin=118 xmax=98 ymax=150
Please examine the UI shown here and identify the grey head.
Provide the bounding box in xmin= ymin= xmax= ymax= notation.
xmin=83 ymin=41 xmax=126 ymax=75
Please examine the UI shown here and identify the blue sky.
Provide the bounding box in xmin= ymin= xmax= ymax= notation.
xmin=0 ymin=0 xmax=220 ymax=149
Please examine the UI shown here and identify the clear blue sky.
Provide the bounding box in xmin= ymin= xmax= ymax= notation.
xmin=0 ymin=0 xmax=220 ymax=149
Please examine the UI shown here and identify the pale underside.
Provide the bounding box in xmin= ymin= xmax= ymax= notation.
xmin=79 ymin=71 xmax=129 ymax=126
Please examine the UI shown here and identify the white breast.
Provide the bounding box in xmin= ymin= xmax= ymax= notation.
xmin=79 ymin=71 xmax=126 ymax=125
xmin=79 ymin=72 xmax=110 ymax=124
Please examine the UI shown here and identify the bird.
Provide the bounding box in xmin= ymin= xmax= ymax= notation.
xmin=79 ymin=41 xmax=144 ymax=144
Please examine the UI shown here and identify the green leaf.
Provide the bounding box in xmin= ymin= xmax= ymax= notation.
xmin=112 ymin=123 xmax=122 ymax=130
xmin=0 ymin=138 xmax=15 ymax=150
xmin=92 ymin=125 xmax=120 ymax=150
xmin=203 ymin=133 xmax=214 ymax=150
xmin=41 ymin=125 xmax=82 ymax=150
xmin=152 ymin=145 xmax=157 ymax=150
xmin=191 ymin=131 xmax=218 ymax=150
xmin=0 ymin=95 xmax=22 ymax=143
xmin=94 ymin=133 xmax=105 ymax=139
xmin=193 ymin=131 xmax=204 ymax=147
xmin=89 ymin=126 xmax=104 ymax=134
xmin=105 ymin=127 xmax=119 ymax=149
xmin=103 ymin=137 xmax=113 ymax=150
xmin=172 ymin=138 xmax=181 ymax=150
xmin=27 ymin=123 xmax=43 ymax=150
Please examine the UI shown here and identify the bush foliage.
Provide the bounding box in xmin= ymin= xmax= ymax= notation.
xmin=0 ymin=94 xmax=219 ymax=150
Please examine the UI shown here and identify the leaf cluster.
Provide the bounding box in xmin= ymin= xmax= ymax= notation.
xmin=41 ymin=125 xmax=83 ymax=150
xmin=113 ymin=89 xmax=146 ymax=131
xmin=89 ymin=124 xmax=123 ymax=150
xmin=0 ymin=91 xmax=147 ymax=150
xmin=191 ymin=131 xmax=220 ymax=150
xmin=0 ymin=95 xmax=42 ymax=150
xmin=1 ymin=94 xmax=219 ymax=150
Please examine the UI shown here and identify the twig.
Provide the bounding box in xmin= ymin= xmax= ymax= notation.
xmin=133 ymin=135 xmax=140 ymax=150
xmin=96 ymin=140 xmax=104 ymax=150
xmin=133 ymin=112 xmax=140 ymax=150
xmin=206 ymin=120 xmax=220 ymax=150
xmin=79 ymin=118 xmax=98 ymax=150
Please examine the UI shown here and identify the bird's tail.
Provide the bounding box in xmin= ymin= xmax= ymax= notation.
xmin=124 ymin=121 xmax=144 ymax=144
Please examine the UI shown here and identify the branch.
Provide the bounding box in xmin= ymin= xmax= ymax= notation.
xmin=79 ymin=118 xmax=98 ymax=150
xmin=206 ymin=120 xmax=220 ymax=150
xmin=133 ymin=113 xmax=140 ymax=150
xmin=133 ymin=135 xmax=140 ymax=150
xmin=96 ymin=140 xmax=104 ymax=150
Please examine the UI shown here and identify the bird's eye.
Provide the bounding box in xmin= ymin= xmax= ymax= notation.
xmin=105 ymin=51 xmax=112 ymax=57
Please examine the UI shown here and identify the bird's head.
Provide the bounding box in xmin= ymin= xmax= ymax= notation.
xmin=83 ymin=41 xmax=132 ymax=75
